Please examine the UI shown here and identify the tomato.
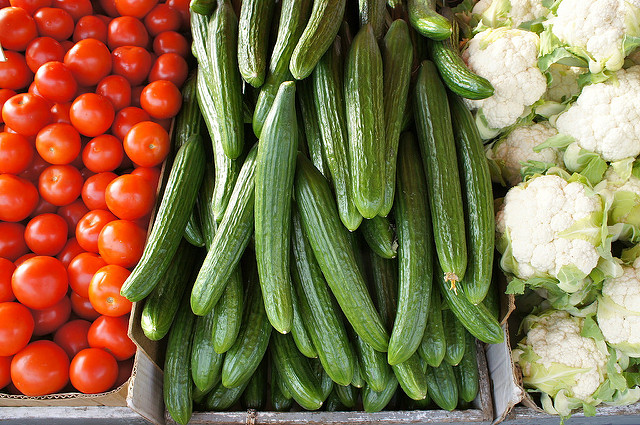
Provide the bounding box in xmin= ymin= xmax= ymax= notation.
xmin=87 ymin=315 xmax=135 ymax=360
xmin=38 ymin=164 xmax=83 ymax=206
xmin=81 ymin=172 xmax=117 ymax=210
xmin=96 ymin=75 xmax=131 ymax=112
xmin=56 ymin=237 xmax=85 ymax=267
xmin=30 ymin=196 xmax=58 ymax=217
xmin=67 ymin=252 xmax=107 ymax=298
xmin=24 ymin=213 xmax=68 ymax=256
xmin=123 ymin=121 xmax=169 ymax=167
xmin=0 ymin=259 xmax=15 ymax=302
xmin=111 ymin=46 xmax=152 ymax=87
xmin=25 ymin=37 xmax=65 ymax=73
xmin=72 ymin=15 xmax=107 ymax=44
xmin=0 ymin=132 xmax=34 ymax=175
xmin=165 ymin=0 xmax=189 ymax=30
xmin=98 ymin=0 xmax=117 ymax=17
xmin=0 ymin=7 xmax=37 ymax=51
xmin=69 ymin=347 xmax=118 ymax=393
xmin=111 ymin=106 xmax=150 ymax=141
xmin=12 ymin=256 xmax=68 ymax=310
xmin=0 ymin=355 xmax=10 ymax=390
xmin=31 ymin=295 xmax=71 ymax=336
xmin=0 ymin=89 xmax=16 ymax=124
xmin=129 ymin=166 xmax=160 ymax=194
xmin=0 ymin=223 xmax=27 ymax=263
xmin=2 ymin=93 xmax=52 ymax=137
xmin=11 ymin=340 xmax=69 ymax=396
xmin=75 ymin=209 xmax=117 ymax=253
xmin=51 ymin=0 xmax=93 ymax=22
xmin=88 ymin=265 xmax=132 ymax=316
xmin=63 ymin=38 xmax=112 ymax=87
xmin=148 ymin=53 xmax=188 ymax=88
xmin=104 ymin=173 xmax=155 ymax=221
xmin=19 ymin=151 xmax=48 ymax=182
xmin=53 ymin=319 xmax=90 ymax=359
xmin=115 ymin=0 xmax=157 ymax=18
xmin=115 ymin=357 xmax=133 ymax=388
xmin=34 ymin=61 xmax=77 ymax=104
xmin=57 ymin=199 xmax=89 ymax=234
xmin=9 ymin=0 xmax=52 ymax=15
xmin=144 ymin=3 xmax=180 ymax=36
xmin=98 ymin=220 xmax=146 ymax=268
xmin=0 ymin=174 xmax=39 ymax=222
xmin=0 ymin=51 xmax=33 ymax=91
xmin=130 ymin=85 xmax=144 ymax=108
xmin=33 ymin=7 xmax=74 ymax=41
xmin=49 ymin=102 xmax=72 ymax=125
xmin=139 ymin=80 xmax=181 ymax=120
xmin=107 ymin=16 xmax=149 ymax=50
xmin=0 ymin=302 xmax=34 ymax=357
xmin=70 ymin=93 xmax=115 ymax=137
xmin=69 ymin=291 xmax=100 ymax=320
xmin=14 ymin=253 xmax=36 ymax=267
xmin=35 ymin=123 xmax=81 ymax=166
xmin=152 ymin=30 xmax=188 ymax=58
xmin=82 ymin=135 xmax=124 ymax=173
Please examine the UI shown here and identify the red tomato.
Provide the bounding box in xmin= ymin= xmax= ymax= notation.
xmin=115 ymin=0 xmax=158 ymax=18
xmin=33 ymin=7 xmax=74 ymax=41
xmin=81 ymin=172 xmax=117 ymax=211
xmin=0 ymin=51 xmax=33 ymax=91
xmin=69 ymin=291 xmax=100 ymax=320
xmin=38 ymin=164 xmax=83 ymax=206
xmin=0 ymin=132 xmax=34 ymax=175
xmin=98 ymin=220 xmax=146 ymax=268
xmin=25 ymin=37 xmax=65 ymax=73
xmin=50 ymin=102 xmax=72 ymax=124
xmin=123 ymin=121 xmax=169 ymax=167
xmin=87 ymin=314 xmax=135 ymax=360
xmin=12 ymin=256 xmax=68 ymax=310
xmin=0 ymin=302 xmax=34 ymax=357
xmin=9 ymin=0 xmax=52 ymax=15
xmin=57 ymin=199 xmax=89 ymax=234
xmin=111 ymin=106 xmax=149 ymax=141
xmin=11 ymin=340 xmax=69 ymax=396
xmin=67 ymin=252 xmax=107 ymax=298
xmin=96 ymin=75 xmax=131 ymax=112
xmin=56 ymin=237 xmax=85 ymax=267
xmin=111 ymin=46 xmax=152 ymax=87
xmin=165 ymin=0 xmax=189 ymax=30
xmin=0 ymin=259 xmax=16 ymax=302
xmin=148 ymin=53 xmax=188 ymax=88
xmin=72 ymin=15 xmax=107 ymax=44
xmin=0 ymin=223 xmax=27 ymax=262
xmin=129 ymin=166 xmax=160 ymax=194
xmin=19 ymin=151 xmax=48 ymax=182
xmin=2 ymin=93 xmax=52 ymax=137
xmin=51 ymin=0 xmax=93 ymax=22
xmin=139 ymin=80 xmax=181 ymax=120
xmin=35 ymin=123 xmax=81 ymax=165
xmin=130 ymin=85 xmax=144 ymax=108
xmin=34 ymin=61 xmax=77 ymax=104
xmin=53 ymin=319 xmax=90 ymax=359
xmin=30 ymin=295 xmax=71 ymax=336
xmin=70 ymin=347 xmax=118 ymax=393
xmin=63 ymin=38 xmax=112 ymax=87
xmin=75 ymin=209 xmax=117 ymax=253
xmin=0 ymin=89 xmax=17 ymax=124
xmin=144 ymin=3 xmax=180 ymax=36
xmin=14 ymin=253 xmax=36 ymax=267
xmin=70 ymin=93 xmax=115 ymax=137
xmin=0 ymin=174 xmax=39 ymax=222
xmin=0 ymin=355 xmax=10 ymax=389
xmin=152 ymin=30 xmax=188 ymax=57
xmin=107 ymin=16 xmax=149 ymax=51
xmin=82 ymin=135 xmax=124 ymax=173
xmin=30 ymin=196 xmax=58 ymax=217
xmin=88 ymin=265 xmax=132 ymax=316
xmin=97 ymin=0 xmax=117 ymax=17
xmin=104 ymin=173 xmax=154 ymax=220
xmin=24 ymin=213 xmax=68 ymax=256
xmin=115 ymin=357 xmax=133 ymax=388
xmin=0 ymin=7 xmax=37 ymax=51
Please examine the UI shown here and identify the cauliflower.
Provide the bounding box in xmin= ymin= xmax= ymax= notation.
xmin=472 ymin=0 xmax=550 ymax=28
xmin=554 ymin=66 xmax=640 ymax=162
xmin=462 ymin=28 xmax=547 ymax=133
xmin=597 ymin=165 xmax=640 ymax=230
xmin=544 ymin=64 xmax=584 ymax=104
xmin=487 ymin=122 xmax=562 ymax=186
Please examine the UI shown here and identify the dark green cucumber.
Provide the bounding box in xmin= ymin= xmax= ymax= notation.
xmin=241 ymin=358 xmax=267 ymax=410
xmin=272 ymin=332 xmax=325 ymax=410
xmin=191 ymin=311 xmax=224 ymax=393
xmin=418 ymin=287 xmax=446 ymax=367
xmin=213 ymin=267 xmax=243 ymax=353
xmin=483 ymin=271 xmax=500 ymax=321
xmin=344 ymin=24 xmax=385 ymax=218
xmin=351 ymin=353 xmax=365 ymax=388
xmin=192 ymin=386 xmax=209 ymax=406
xmin=311 ymin=358 xmax=334 ymax=401
xmin=198 ymin=165 xmax=217 ymax=249
xmin=359 ymin=0 xmax=386 ymax=38
xmin=392 ymin=352 xmax=428 ymax=400
xmin=174 ymin=74 xmax=202 ymax=148
xmin=408 ymin=0 xmax=451 ymax=40
xmin=442 ymin=307 xmax=466 ymax=366
xmin=312 ymin=37 xmax=362 ymax=231
xmin=360 ymin=216 xmax=397 ymax=259
xmin=414 ymin=60 xmax=467 ymax=290
xmin=190 ymin=10 xmax=210 ymax=66
xmin=121 ymin=135 xmax=205 ymax=302
xmin=190 ymin=0 xmax=216 ymax=15
xmin=454 ymin=331 xmax=479 ymax=403
xmin=362 ymin=374 xmax=398 ymax=412
xmin=449 ymin=93 xmax=494 ymax=305
xmin=353 ymin=333 xmax=391 ymax=393
xmin=388 ymin=132 xmax=432 ymax=365
xmin=255 ymin=81 xmax=297 ymax=334
xmin=237 ymin=0 xmax=275 ymax=87
xmin=204 ymin=379 xmax=250 ymax=410
xmin=291 ymin=209 xmax=355 ymax=385
xmin=325 ymin=390 xmax=346 ymax=411
xmin=140 ymin=240 xmax=197 ymax=341
xmin=207 ymin=0 xmax=244 ymax=159
xmin=191 ymin=145 xmax=258 ymax=316
xmin=271 ymin=361 xmax=294 ymax=411
xmin=221 ymin=267 xmax=272 ymax=388
xmin=369 ymin=252 xmax=398 ymax=332
xmin=291 ymin=285 xmax=318 ymax=359
xmin=426 ymin=362 xmax=458 ymax=411
xmin=298 ymin=79 xmax=330 ymax=179
xmin=164 ymin=294 xmax=195 ymax=425
xmin=184 ymin=211 xmax=205 ymax=248
xmin=289 ymin=0 xmax=346 ymax=79
xmin=334 ymin=384 xmax=358 ymax=408
xmin=294 ymin=154 xmax=389 ymax=352
xmin=380 ymin=20 xmax=413 ymax=217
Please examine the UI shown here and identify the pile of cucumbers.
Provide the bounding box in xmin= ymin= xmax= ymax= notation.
xmin=118 ymin=0 xmax=505 ymax=423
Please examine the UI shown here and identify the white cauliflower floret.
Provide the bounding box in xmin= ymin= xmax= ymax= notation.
xmin=544 ymin=64 xmax=584 ymax=103
xmin=463 ymin=28 xmax=547 ymax=131
xmin=555 ymin=66 xmax=640 ymax=162
xmin=473 ymin=0 xmax=550 ymax=28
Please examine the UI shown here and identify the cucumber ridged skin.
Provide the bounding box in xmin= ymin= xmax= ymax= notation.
xmin=408 ymin=0 xmax=452 ymax=41
xmin=190 ymin=145 xmax=258 ymax=316
xmin=271 ymin=361 xmax=294 ymax=411
xmin=207 ymin=1 xmax=244 ymax=159
xmin=184 ymin=212 xmax=205 ymax=247
xmin=204 ymin=379 xmax=250 ymax=411
xmin=298 ymin=79 xmax=330 ymax=179
xmin=190 ymin=10 xmax=210 ymax=66
xmin=213 ymin=267 xmax=243 ymax=354
xmin=190 ymin=0 xmax=216 ymax=15
xmin=325 ymin=390 xmax=346 ymax=411
xmin=353 ymin=333 xmax=391 ymax=393
xmin=414 ymin=60 xmax=467 ymax=288
xmin=449 ymin=93 xmax=495 ymax=305
xmin=360 ymin=216 xmax=397 ymax=259
xmin=121 ymin=135 xmax=206 ymax=302
xmin=334 ymin=384 xmax=358 ymax=408
xmin=388 ymin=132 xmax=433 ymax=366
xmin=380 ymin=19 xmax=413 ymax=217
xmin=359 ymin=0 xmax=386 ymax=39
xmin=237 ymin=0 xmax=275 ymax=87
xmin=199 ymin=166 xmax=217 ymax=249
xmin=454 ymin=331 xmax=479 ymax=403
xmin=362 ymin=373 xmax=398 ymax=413
xmin=191 ymin=311 xmax=224 ymax=394
xmin=369 ymin=252 xmax=398 ymax=332
xmin=174 ymin=74 xmax=202 ymax=148
xmin=289 ymin=0 xmax=346 ymax=80
xmin=443 ymin=307 xmax=466 ymax=366
xmin=311 ymin=358 xmax=334 ymax=400
xmin=426 ymin=362 xmax=458 ymax=411
xmin=345 ymin=24 xmax=386 ymax=219
xmin=241 ymin=359 xmax=267 ymax=410
xmin=290 ymin=284 xmax=318 ymax=359
xmin=392 ymin=352 xmax=428 ymax=400
xmin=312 ymin=38 xmax=362 ymax=231
xmin=350 ymin=352 xmax=365 ymax=388
xmin=294 ymin=154 xmax=389 ymax=352
xmin=418 ymin=287 xmax=447 ymax=367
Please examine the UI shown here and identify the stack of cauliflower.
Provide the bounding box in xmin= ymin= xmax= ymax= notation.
xmin=459 ymin=0 xmax=640 ymax=418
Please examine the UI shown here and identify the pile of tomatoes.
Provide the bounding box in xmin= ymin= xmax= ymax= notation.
xmin=0 ymin=0 xmax=190 ymax=396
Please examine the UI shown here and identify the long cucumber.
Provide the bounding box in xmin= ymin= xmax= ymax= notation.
xmin=237 ymin=0 xmax=275 ymax=87
xmin=392 ymin=352 xmax=428 ymax=400
xmin=212 ymin=267 xmax=243 ymax=354
xmin=191 ymin=311 xmax=224 ymax=394
xmin=408 ymin=0 xmax=452 ymax=40
xmin=360 ymin=216 xmax=397 ymax=260
xmin=418 ymin=287 xmax=447 ymax=367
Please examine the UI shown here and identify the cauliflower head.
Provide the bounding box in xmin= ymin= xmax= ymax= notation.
xmin=472 ymin=0 xmax=550 ymax=28
xmin=463 ymin=28 xmax=547 ymax=132
xmin=555 ymin=66 xmax=640 ymax=162
xmin=544 ymin=64 xmax=585 ymax=103
xmin=598 ymin=165 xmax=640 ymax=229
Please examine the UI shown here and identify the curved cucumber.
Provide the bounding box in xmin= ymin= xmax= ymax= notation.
xmin=392 ymin=352 xmax=428 ymax=401
xmin=353 ymin=333 xmax=391 ymax=393
xmin=408 ymin=0 xmax=452 ymax=40
xmin=418 ymin=287 xmax=447 ymax=367
xmin=237 ymin=0 xmax=275 ymax=87
xmin=362 ymin=373 xmax=398 ymax=413
xmin=443 ymin=307 xmax=466 ymax=366
xmin=454 ymin=331 xmax=479 ymax=403
xmin=426 ymin=362 xmax=458 ymax=411
xmin=213 ymin=267 xmax=243 ymax=354
xmin=360 ymin=216 xmax=397 ymax=260
xmin=191 ymin=311 xmax=224 ymax=394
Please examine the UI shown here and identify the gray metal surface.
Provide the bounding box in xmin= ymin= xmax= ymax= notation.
xmin=0 ymin=406 xmax=152 ymax=424
xmin=505 ymin=406 xmax=640 ymax=425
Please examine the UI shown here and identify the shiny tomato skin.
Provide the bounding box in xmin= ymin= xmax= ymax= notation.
xmin=0 ymin=223 xmax=28 ymax=262
xmin=82 ymin=135 xmax=124 ymax=173
xmin=52 ymin=0 xmax=93 ymax=22
xmin=53 ymin=319 xmax=90 ymax=359
xmin=122 ymin=121 xmax=170 ymax=167
xmin=69 ymin=347 xmax=118 ymax=393
xmin=87 ymin=314 xmax=135 ymax=360
xmin=107 ymin=16 xmax=149 ymax=50
xmin=33 ymin=7 xmax=74 ymax=41
xmin=165 ymin=0 xmax=189 ymax=30
xmin=69 ymin=291 xmax=100 ymax=320
xmin=25 ymin=37 xmax=65 ymax=73
xmin=105 ymin=173 xmax=155 ymax=220
xmin=34 ymin=61 xmax=77 ymax=104
xmin=96 ymin=75 xmax=131 ymax=111
xmin=0 ymin=174 xmax=39 ymax=222
xmin=148 ymin=53 xmax=188 ymax=88
xmin=11 ymin=340 xmax=69 ymax=396
xmin=0 ymin=259 xmax=16 ymax=302
xmin=63 ymin=38 xmax=112 ymax=87
xmin=24 ymin=213 xmax=69 ymax=256
xmin=56 ymin=237 xmax=85 ymax=267
xmin=72 ymin=15 xmax=108 ymax=43
xmin=0 ymin=89 xmax=17 ymax=124
xmin=38 ymin=164 xmax=83 ymax=206
xmin=0 ymin=132 xmax=34 ymax=175
xmin=98 ymin=220 xmax=146 ymax=268
xmin=0 ymin=302 xmax=34 ymax=356
xmin=139 ymin=79 xmax=181 ymax=119
xmin=111 ymin=46 xmax=152 ymax=87
xmin=67 ymin=252 xmax=107 ymax=298
xmin=81 ymin=172 xmax=117 ymax=211
xmin=35 ymin=122 xmax=81 ymax=165
xmin=19 ymin=151 xmax=48 ymax=182
xmin=152 ymin=30 xmax=188 ymax=57
xmin=111 ymin=106 xmax=149 ymax=141
xmin=115 ymin=357 xmax=133 ymax=388
xmin=88 ymin=265 xmax=132 ymax=317
xmin=115 ymin=0 xmax=158 ymax=18
xmin=30 ymin=295 xmax=71 ymax=336
xmin=0 ymin=51 xmax=33 ymax=91
xmin=2 ymin=93 xmax=52 ymax=137
xmin=0 ymin=7 xmax=37 ymax=51
xmin=9 ymin=0 xmax=52 ymax=15
xmin=57 ymin=199 xmax=89 ymax=235
xmin=70 ymin=93 xmax=115 ymax=137
xmin=129 ymin=166 xmax=160 ymax=194
xmin=12 ymin=256 xmax=68 ymax=310
xmin=143 ymin=3 xmax=180 ymax=36
xmin=50 ymin=102 xmax=72 ymax=124
xmin=75 ymin=209 xmax=117 ymax=253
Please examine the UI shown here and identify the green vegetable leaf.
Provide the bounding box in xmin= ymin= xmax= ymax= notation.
xmin=505 ymin=277 xmax=526 ymax=294
xmin=580 ymin=314 xmax=604 ymax=341
xmin=533 ymin=133 xmax=574 ymax=152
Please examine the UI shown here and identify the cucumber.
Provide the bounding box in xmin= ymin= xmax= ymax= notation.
xmin=207 ymin=0 xmax=244 ymax=159
xmin=213 ymin=267 xmax=243 ymax=354
xmin=325 ymin=390 xmax=346 ymax=411
xmin=351 ymin=353 xmax=365 ymax=388
xmin=312 ymin=37 xmax=362 ymax=231
xmin=449 ymin=93 xmax=494 ymax=305
xmin=121 ymin=134 xmax=206 ymax=302
xmin=418 ymin=287 xmax=447 ymax=367
xmin=334 ymin=384 xmax=358 ymax=408
xmin=298 ymin=79 xmax=330 ymax=179
xmin=368 ymin=252 xmax=398 ymax=332
xmin=311 ymin=358 xmax=334 ymax=401
xmin=191 ymin=311 xmax=224 ymax=393
xmin=204 ymin=379 xmax=250 ymax=411
xmin=483 ymin=270 xmax=500 ymax=321
xmin=392 ymin=352 xmax=428 ymax=400
xmin=191 ymin=144 xmax=258 ymax=316
xmin=140 ymin=240 xmax=197 ymax=341
xmin=380 ymin=19 xmax=413 ymax=217
xmin=190 ymin=10 xmax=210 ymax=66
xmin=290 ymin=285 xmax=318 ymax=359
xmin=388 ymin=132 xmax=432 ymax=365
xmin=454 ymin=331 xmax=479 ymax=403
xmin=241 ymin=358 xmax=267 ymax=410
xmin=408 ymin=0 xmax=451 ymax=40
xmin=199 ymin=166 xmax=217 ymax=249
xmin=413 ymin=60 xmax=467 ymax=290
xmin=294 ymin=154 xmax=389 ymax=352
xmin=344 ymin=24 xmax=385 ymax=219
xmin=289 ymin=0 xmax=346 ymax=79
xmin=426 ymin=362 xmax=458 ymax=411
xmin=237 ymin=0 xmax=275 ymax=87
xmin=184 ymin=212 xmax=205 ymax=247
xmin=192 ymin=386 xmax=210 ymax=406
xmin=352 ymin=333 xmax=391 ymax=393
xmin=271 ymin=361 xmax=294 ymax=411
xmin=442 ymin=307 xmax=466 ymax=366
xmin=174 ymin=74 xmax=202 ymax=148
xmin=360 ymin=216 xmax=397 ymax=260
xmin=359 ymin=0 xmax=386 ymax=38
xmin=362 ymin=374 xmax=398 ymax=413
xmin=190 ymin=0 xmax=216 ymax=15
xmin=255 ymin=81 xmax=297 ymax=334
xmin=269 ymin=0 xmax=312 ymax=79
